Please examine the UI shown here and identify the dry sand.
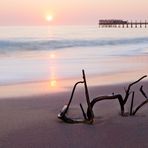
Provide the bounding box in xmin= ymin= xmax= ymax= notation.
xmin=0 ymin=81 xmax=148 ymax=148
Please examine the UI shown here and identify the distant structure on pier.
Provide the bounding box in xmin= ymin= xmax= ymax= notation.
xmin=99 ymin=19 xmax=148 ymax=28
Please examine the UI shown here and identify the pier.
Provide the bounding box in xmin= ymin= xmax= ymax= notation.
xmin=99 ymin=19 xmax=148 ymax=28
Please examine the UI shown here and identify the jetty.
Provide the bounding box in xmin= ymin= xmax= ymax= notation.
xmin=99 ymin=19 xmax=148 ymax=28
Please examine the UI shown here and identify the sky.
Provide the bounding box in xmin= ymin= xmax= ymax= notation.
xmin=0 ymin=0 xmax=148 ymax=26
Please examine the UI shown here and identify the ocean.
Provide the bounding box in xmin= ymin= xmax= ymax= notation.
xmin=0 ymin=26 xmax=148 ymax=93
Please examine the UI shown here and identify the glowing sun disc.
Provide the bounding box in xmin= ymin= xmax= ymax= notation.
xmin=46 ymin=15 xmax=53 ymax=22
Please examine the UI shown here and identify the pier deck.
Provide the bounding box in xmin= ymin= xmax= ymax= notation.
xmin=99 ymin=19 xmax=148 ymax=28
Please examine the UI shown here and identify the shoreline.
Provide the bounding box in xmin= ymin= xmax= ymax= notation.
xmin=0 ymin=69 xmax=147 ymax=99
xmin=1 ymin=53 xmax=148 ymax=99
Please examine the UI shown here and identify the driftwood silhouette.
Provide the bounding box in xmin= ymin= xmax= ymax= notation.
xmin=131 ymin=85 xmax=148 ymax=115
xmin=58 ymin=70 xmax=94 ymax=123
xmin=58 ymin=70 xmax=147 ymax=124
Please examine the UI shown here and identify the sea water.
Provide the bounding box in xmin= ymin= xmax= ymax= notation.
xmin=0 ymin=26 xmax=148 ymax=87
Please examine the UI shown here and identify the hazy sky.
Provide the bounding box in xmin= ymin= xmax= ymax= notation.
xmin=0 ymin=0 xmax=147 ymax=25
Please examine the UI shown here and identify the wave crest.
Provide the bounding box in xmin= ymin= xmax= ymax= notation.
xmin=0 ymin=37 xmax=148 ymax=53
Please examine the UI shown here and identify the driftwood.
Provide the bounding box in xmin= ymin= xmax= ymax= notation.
xmin=130 ymin=92 xmax=134 ymax=115
xmin=130 ymin=85 xmax=148 ymax=115
xmin=58 ymin=70 xmax=94 ymax=123
xmin=58 ymin=70 xmax=147 ymax=124
xmin=87 ymin=94 xmax=124 ymax=118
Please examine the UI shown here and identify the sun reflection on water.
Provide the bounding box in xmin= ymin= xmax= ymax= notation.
xmin=50 ymin=79 xmax=57 ymax=87
xmin=49 ymin=53 xmax=56 ymax=59
xmin=48 ymin=52 xmax=58 ymax=90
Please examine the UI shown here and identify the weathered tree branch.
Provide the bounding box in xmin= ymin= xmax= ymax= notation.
xmin=82 ymin=70 xmax=94 ymax=122
xmin=58 ymin=70 xmax=148 ymax=124
xmin=123 ymin=75 xmax=147 ymax=105
xmin=132 ymin=100 xmax=148 ymax=115
xmin=80 ymin=103 xmax=87 ymax=120
xmin=65 ymin=81 xmax=84 ymax=114
xmin=87 ymin=94 xmax=125 ymax=117
xmin=140 ymin=85 xmax=148 ymax=99
xmin=131 ymin=85 xmax=148 ymax=115
xmin=130 ymin=92 xmax=135 ymax=115
xmin=58 ymin=70 xmax=94 ymax=124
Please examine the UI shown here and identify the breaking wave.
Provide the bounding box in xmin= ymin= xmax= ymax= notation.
xmin=0 ymin=37 xmax=148 ymax=53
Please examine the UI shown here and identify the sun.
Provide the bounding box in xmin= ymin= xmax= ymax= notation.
xmin=46 ymin=15 xmax=53 ymax=22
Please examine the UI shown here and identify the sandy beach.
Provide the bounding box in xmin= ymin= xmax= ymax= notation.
xmin=0 ymin=79 xmax=148 ymax=148
xmin=0 ymin=26 xmax=148 ymax=148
